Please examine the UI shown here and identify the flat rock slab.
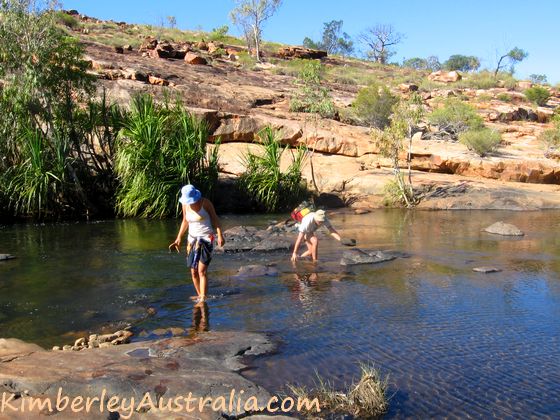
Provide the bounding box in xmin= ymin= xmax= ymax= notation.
xmin=0 ymin=254 xmax=16 ymax=261
xmin=473 ymin=266 xmax=502 ymax=273
xmin=218 ymin=225 xmax=294 ymax=253
xmin=234 ymin=264 xmax=279 ymax=279
xmin=483 ymin=221 xmax=524 ymax=236
xmin=340 ymin=248 xmax=398 ymax=266
xmin=0 ymin=331 xmax=275 ymax=419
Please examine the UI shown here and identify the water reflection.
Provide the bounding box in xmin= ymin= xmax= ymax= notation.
xmin=190 ymin=301 xmax=209 ymax=334
xmin=2 ymin=212 xmax=560 ymax=418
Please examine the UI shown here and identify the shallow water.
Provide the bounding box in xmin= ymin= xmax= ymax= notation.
xmin=1 ymin=210 xmax=560 ymax=418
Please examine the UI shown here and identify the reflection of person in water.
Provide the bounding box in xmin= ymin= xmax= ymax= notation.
xmin=290 ymin=272 xmax=319 ymax=301
xmin=191 ymin=301 xmax=209 ymax=333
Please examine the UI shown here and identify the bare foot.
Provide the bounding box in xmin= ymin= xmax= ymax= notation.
xmin=189 ymin=296 xmax=199 ymax=302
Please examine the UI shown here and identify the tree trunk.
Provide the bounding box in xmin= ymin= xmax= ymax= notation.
xmin=253 ymin=25 xmax=260 ymax=62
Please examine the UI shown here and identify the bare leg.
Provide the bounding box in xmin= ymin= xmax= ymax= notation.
xmin=300 ymin=235 xmax=313 ymax=258
xmin=198 ymin=262 xmax=209 ymax=301
xmin=309 ymin=236 xmax=319 ymax=261
xmin=191 ymin=268 xmax=201 ymax=298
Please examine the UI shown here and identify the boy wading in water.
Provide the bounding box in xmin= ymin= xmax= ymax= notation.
xmin=291 ymin=210 xmax=342 ymax=262
xmin=169 ymin=185 xmax=224 ymax=302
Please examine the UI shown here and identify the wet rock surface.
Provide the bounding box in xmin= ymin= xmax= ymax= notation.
xmin=340 ymin=248 xmax=400 ymax=266
xmin=219 ymin=224 xmax=296 ymax=253
xmin=0 ymin=331 xmax=276 ymax=419
xmin=483 ymin=221 xmax=525 ymax=236
xmin=473 ymin=266 xmax=503 ymax=273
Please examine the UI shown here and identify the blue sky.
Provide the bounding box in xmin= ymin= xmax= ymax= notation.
xmin=63 ymin=0 xmax=560 ymax=84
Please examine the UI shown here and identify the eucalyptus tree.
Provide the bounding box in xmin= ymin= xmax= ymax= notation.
xmin=230 ymin=0 xmax=282 ymax=62
xmin=494 ymin=47 xmax=528 ymax=76
xmin=359 ymin=24 xmax=403 ymax=64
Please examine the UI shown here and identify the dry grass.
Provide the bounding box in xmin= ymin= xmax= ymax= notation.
xmin=288 ymin=363 xmax=390 ymax=418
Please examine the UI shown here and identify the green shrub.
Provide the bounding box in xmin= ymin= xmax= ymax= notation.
xmin=209 ymin=25 xmax=229 ymax=41
xmin=540 ymin=128 xmax=560 ymax=156
xmin=237 ymin=127 xmax=307 ymax=212
xmin=427 ymin=98 xmax=484 ymax=139
xmin=476 ymin=93 xmax=492 ymax=102
xmin=351 ymin=83 xmax=398 ymax=129
xmin=456 ymin=71 xmax=498 ymax=89
xmin=55 ymin=11 xmax=80 ymax=29
xmin=459 ymin=128 xmax=501 ymax=157
xmin=497 ymin=93 xmax=512 ymax=102
xmin=525 ymin=86 xmax=550 ymax=106
xmin=290 ymin=61 xmax=337 ymax=119
xmin=236 ymin=51 xmax=257 ymax=69
xmin=115 ymin=94 xmax=219 ymax=218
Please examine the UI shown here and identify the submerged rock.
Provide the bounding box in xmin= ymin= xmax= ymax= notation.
xmin=234 ymin=264 xmax=279 ymax=279
xmin=483 ymin=221 xmax=524 ymax=236
xmin=473 ymin=266 xmax=502 ymax=273
xmin=220 ymin=225 xmax=294 ymax=253
xmin=340 ymin=248 xmax=397 ymax=266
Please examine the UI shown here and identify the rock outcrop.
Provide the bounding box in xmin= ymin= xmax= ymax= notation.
xmin=0 ymin=332 xmax=276 ymax=419
xmin=482 ymin=221 xmax=525 ymax=236
xmin=276 ymin=46 xmax=327 ymax=60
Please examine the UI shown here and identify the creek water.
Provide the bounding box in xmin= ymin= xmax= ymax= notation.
xmin=1 ymin=210 xmax=560 ymax=418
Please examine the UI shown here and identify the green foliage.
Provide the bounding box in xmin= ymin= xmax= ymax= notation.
xmin=497 ymin=93 xmax=512 ymax=102
xmin=525 ymin=86 xmax=550 ymax=106
xmin=114 ymin=95 xmax=219 ymax=218
xmin=455 ymin=71 xmax=500 ymax=89
xmin=351 ymin=83 xmax=398 ymax=129
xmin=444 ymin=55 xmax=480 ymax=72
xmin=209 ymin=25 xmax=229 ymax=41
xmin=376 ymin=93 xmax=424 ymax=207
xmin=236 ymin=50 xmax=257 ymax=69
xmin=0 ymin=0 xmax=121 ymax=219
xmin=4 ymin=128 xmax=66 ymax=218
xmin=290 ymin=61 xmax=337 ymax=119
xmin=459 ymin=128 xmax=501 ymax=157
xmin=529 ymin=74 xmax=548 ymax=85
xmin=402 ymin=56 xmax=441 ymax=71
xmin=427 ymin=98 xmax=484 ymax=139
xmin=494 ymin=47 xmax=528 ymax=76
xmin=54 ymin=11 xmax=80 ymax=29
xmin=238 ymin=127 xmax=307 ymax=212
xmin=303 ymin=20 xmax=354 ymax=56
xmin=540 ymin=128 xmax=560 ymax=157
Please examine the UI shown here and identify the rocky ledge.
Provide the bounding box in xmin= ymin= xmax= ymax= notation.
xmin=0 ymin=332 xmax=289 ymax=419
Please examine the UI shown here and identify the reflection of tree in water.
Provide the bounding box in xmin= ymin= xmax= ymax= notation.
xmin=190 ymin=302 xmax=209 ymax=334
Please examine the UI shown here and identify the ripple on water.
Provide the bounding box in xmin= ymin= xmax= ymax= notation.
xmin=2 ymin=212 xmax=560 ymax=418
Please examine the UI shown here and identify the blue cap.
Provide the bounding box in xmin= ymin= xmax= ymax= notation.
xmin=179 ymin=184 xmax=202 ymax=205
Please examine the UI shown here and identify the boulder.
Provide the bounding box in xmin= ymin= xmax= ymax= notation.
xmin=428 ymin=70 xmax=462 ymax=83
xmin=277 ymin=46 xmax=327 ymax=60
xmin=340 ymin=248 xmax=397 ymax=266
xmin=147 ymin=75 xmax=170 ymax=86
xmin=473 ymin=267 xmax=502 ymax=273
xmin=234 ymin=265 xmax=279 ymax=279
xmin=398 ymin=83 xmax=419 ymax=93
xmin=517 ymin=80 xmax=533 ymax=90
xmin=0 ymin=338 xmax=43 ymax=359
xmin=185 ymin=52 xmax=208 ymax=65
xmin=482 ymin=221 xmax=524 ymax=236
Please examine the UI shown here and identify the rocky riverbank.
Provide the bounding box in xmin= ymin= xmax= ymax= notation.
xmin=74 ymin=38 xmax=560 ymax=212
xmin=0 ymin=331 xmax=300 ymax=419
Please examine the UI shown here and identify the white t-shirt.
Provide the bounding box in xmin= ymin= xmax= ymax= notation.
xmin=298 ymin=212 xmax=332 ymax=235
